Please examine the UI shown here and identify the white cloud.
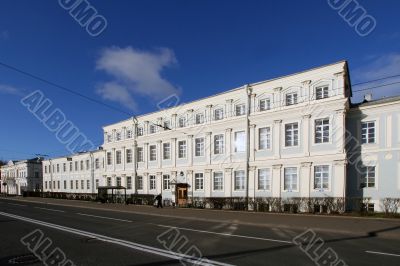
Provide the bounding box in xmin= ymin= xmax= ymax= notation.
xmin=96 ymin=46 xmax=180 ymax=109
xmin=352 ymin=53 xmax=400 ymax=101
xmin=0 ymin=84 xmax=24 ymax=96
xmin=96 ymin=82 xmax=137 ymax=111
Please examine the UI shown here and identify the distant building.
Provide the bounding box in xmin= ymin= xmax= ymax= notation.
xmin=0 ymin=158 xmax=43 ymax=195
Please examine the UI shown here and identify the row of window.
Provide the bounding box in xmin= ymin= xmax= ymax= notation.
xmin=106 ymin=85 xmax=332 ymax=142
xmin=44 ymin=158 xmax=104 ymax=174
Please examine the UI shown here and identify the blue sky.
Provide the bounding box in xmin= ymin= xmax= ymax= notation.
xmin=1 ymin=0 xmax=400 ymax=160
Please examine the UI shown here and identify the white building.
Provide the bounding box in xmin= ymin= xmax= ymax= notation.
xmin=0 ymin=158 xmax=43 ymax=195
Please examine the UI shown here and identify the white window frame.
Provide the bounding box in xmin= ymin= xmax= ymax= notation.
xmin=259 ymin=98 xmax=271 ymax=111
xmin=214 ymin=108 xmax=224 ymax=121
xmin=285 ymin=92 xmax=298 ymax=106
xmin=178 ymin=140 xmax=187 ymax=158
xmin=137 ymin=127 xmax=144 ymax=136
xmin=116 ymin=150 xmax=122 ymax=165
xmin=283 ymin=167 xmax=298 ymax=192
xmin=137 ymin=147 xmax=144 ymax=162
xmin=106 ymin=152 xmax=112 ymax=165
xmin=359 ymin=165 xmax=377 ymax=189
xmin=235 ymin=103 xmax=246 ymax=116
xmin=178 ymin=117 xmax=186 ymax=128
xmin=149 ymin=145 xmax=157 ymax=161
xmin=149 ymin=175 xmax=156 ymax=190
xmin=258 ymin=127 xmax=271 ymax=150
xmin=234 ymin=170 xmax=245 ymax=191
xmin=149 ymin=124 xmax=157 ymax=134
xmin=285 ymin=122 xmax=299 ymax=147
xmin=315 ymin=85 xmax=329 ymax=100
xmin=234 ymin=131 xmax=246 ymax=153
xmin=137 ymin=176 xmax=143 ymax=190
xmin=361 ymin=121 xmax=376 ymax=144
xmin=163 ymin=174 xmax=171 ymax=190
xmin=213 ymin=172 xmax=224 ymax=191
xmin=194 ymin=173 xmax=204 ymax=191
xmin=214 ymin=134 xmax=224 ymax=155
xmin=195 ymin=138 xmax=205 ymax=157
xmin=126 ymin=149 xmax=132 ymax=163
xmin=163 ymin=143 xmax=171 ymax=160
xmin=195 ymin=113 xmax=204 ymax=125
xmin=127 ymin=176 xmax=132 ymax=189
xmin=314 ymin=118 xmax=330 ymax=144
xmin=313 ymin=165 xmax=330 ymax=191
xmin=258 ymin=168 xmax=271 ymax=191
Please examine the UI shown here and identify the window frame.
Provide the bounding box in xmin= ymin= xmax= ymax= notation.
xmin=194 ymin=173 xmax=204 ymax=191
xmin=258 ymin=127 xmax=271 ymax=150
xmin=234 ymin=170 xmax=246 ymax=191
xmin=213 ymin=171 xmax=224 ymax=191
xmin=284 ymin=122 xmax=299 ymax=147
xmin=257 ymin=168 xmax=271 ymax=191
xmin=283 ymin=167 xmax=298 ymax=192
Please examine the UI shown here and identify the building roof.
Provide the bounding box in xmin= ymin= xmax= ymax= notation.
xmin=351 ymin=95 xmax=400 ymax=108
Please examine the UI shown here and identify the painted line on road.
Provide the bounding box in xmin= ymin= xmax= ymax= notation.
xmin=0 ymin=211 xmax=234 ymax=266
xmin=155 ymin=224 xmax=293 ymax=244
xmin=76 ymin=213 xmax=132 ymax=223
xmin=366 ymin=250 xmax=400 ymax=257
xmin=7 ymin=203 xmax=27 ymax=207
xmin=34 ymin=207 xmax=65 ymax=213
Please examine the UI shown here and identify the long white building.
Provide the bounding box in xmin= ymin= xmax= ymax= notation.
xmin=41 ymin=61 xmax=400 ymax=213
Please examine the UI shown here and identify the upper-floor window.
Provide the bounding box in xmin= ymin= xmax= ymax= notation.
xmin=361 ymin=121 xmax=375 ymax=144
xmin=284 ymin=167 xmax=297 ymax=191
xmin=80 ymin=161 xmax=84 ymax=171
xmin=163 ymin=143 xmax=171 ymax=160
xmin=116 ymin=132 xmax=122 ymax=141
xmin=149 ymin=124 xmax=157 ymax=134
xmin=178 ymin=141 xmax=187 ymax=158
xmin=259 ymin=127 xmax=271 ymax=150
xmin=259 ymin=98 xmax=271 ymax=111
xmin=234 ymin=170 xmax=245 ymax=190
xmin=235 ymin=104 xmax=246 ymax=116
xmin=258 ymin=168 xmax=271 ymax=190
xmin=75 ymin=161 xmax=78 ymax=171
xmin=95 ymin=158 xmax=100 ymax=169
xmin=44 ymin=166 xmax=47 ymax=173
xmin=63 ymin=163 xmax=66 ymax=172
xmin=234 ymin=131 xmax=246 ymax=152
xmin=126 ymin=149 xmax=132 ymax=163
xmin=106 ymin=152 xmax=112 ymax=165
xmin=178 ymin=117 xmax=186 ymax=128
xmin=214 ymin=134 xmax=224 ymax=154
xmin=56 ymin=164 xmax=60 ymax=173
xmin=116 ymin=151 xmax=122 ymax=164
xmin=316 ymin=86 xmax=329 ymax=100
xmin=163 ymin=120 xmax=171 ymax=130
xmin=149 ymin=145 xmax=157 ymax=161
xmin=314 ymin=165 xmax=329 ymax=190
xmin=315 ymin=118 xmax=330 ymax=143
xmin=137 ymin=147 xmax=144 ymax=162
xmin=107 ymin=134 xmax=112 ymax=142
xmin=126 ymin=130 xmax=133 ymax=139
xmin=286 ymin=92 xmax=298 ymax=106
xmin=285 ymin=123 xmax=299 ymax=147
xmin=195 ymin=138 xmax=205 ymax=157
xmin=214 ymin=108 xmax=224 ymax=121
xmin=86 ymin=160 xmax=90 ymax=170
xmin=194 ymin=173 xmax=204 ymax=190
xmin=360 ymin=166 xmax=375 ymax=188
xmin=69 ymin=162 xmax=73 ymax=171
xmin=195 ymin=113 xmax=204 ymax=125
xmin=137 ymin=127 xmax=144 ymax=136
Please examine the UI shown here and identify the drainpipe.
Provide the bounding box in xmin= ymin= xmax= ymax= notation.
xmin=245 ymin=84 xmax=252 ymax=211
xmin=49 ymin=159 xmax=53 ymax=193
xmin=90 ymin=152 xmax=95 ymax=194
xmin=133 ymin=117 xmax=138 ymax=195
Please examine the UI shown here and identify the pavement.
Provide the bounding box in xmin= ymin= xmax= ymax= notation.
xmin=0 ymin=196 xmax=399 ymax=266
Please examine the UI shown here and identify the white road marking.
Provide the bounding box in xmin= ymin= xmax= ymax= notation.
xmin=76 ymin=213 xmax=132 ymax=223
xmin=0 ymin=211 xmax=234 ymax=266
xmin=34 ymin=207 xmax=65 ymax=213
xmin=155 ymin=224 xmax=293 ymax=244
xmin=366 ymin=250 xmax=400 ymax=257
xmin=7 ymin=203 xmax=27 ymax=207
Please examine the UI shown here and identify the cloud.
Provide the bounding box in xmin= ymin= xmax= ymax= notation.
xmin=96 ymin=46 xmax=181 ymax=110
xmin=96 ymin=82 xmax=137 ymax=111
xmin=352 ymin=53 xmax=400 ymax=101
xmin=0 ymin=84 xmax=24 ymax=96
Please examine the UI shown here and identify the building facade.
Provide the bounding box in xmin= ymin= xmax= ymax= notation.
xmin=40 ymin=61 xmax=400 ymax=212
xmin=0 ymin=158 xmax=43 ymax=195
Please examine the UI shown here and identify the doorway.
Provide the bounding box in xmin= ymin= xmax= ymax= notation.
xmin=175 ymin=184 xmax=188 ymax=207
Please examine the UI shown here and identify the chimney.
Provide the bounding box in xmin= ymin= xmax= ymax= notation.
xmin=364 ymin=93 xmax=372 ymax=102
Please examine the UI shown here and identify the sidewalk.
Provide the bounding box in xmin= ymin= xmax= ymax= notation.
xmin=5 ymin=196 xmax=400 ymax=238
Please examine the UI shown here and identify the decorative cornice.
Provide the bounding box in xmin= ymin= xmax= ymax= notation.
xmin=273 ymin=164 xmax=282 ymax=170
xmin=186 ymin=170 xmax=193 ymax=175
xmin=334 ymin=159 xmax=347 ymax=166
xmin=302 ymin=80 xmax=312 ymax=86
xmin=273 ymin=87 xmax=283 ymax=92
xmin=301 ymin=162 xmax=313 ymax=168
xmin=274 ymin=119 xmax=282 ymax=124
xmin=205 ymin=169 xmax=212 ymax=174
xmin=302 ymin=114 xmax=311 ymax=119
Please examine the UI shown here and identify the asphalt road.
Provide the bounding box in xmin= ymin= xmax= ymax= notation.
xmin=0 ymin=198 xmax=399 ymax=266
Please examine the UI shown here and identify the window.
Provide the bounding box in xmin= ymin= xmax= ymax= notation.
xmin=259 ymin=127 xmax=271 ymax=150
xmin=163 ymin=120 xmax=171 ymax=130
xmin=314 ymin=165 xmax=329 ymax=190
xmin=137 ymin=127 xmax=144 ymax=136
xmin=315 ymin=118 xmax=330 ymax=143
xmin=286 ymin=92 xmax=298 ymax=106
xmin=70 ymin=180 xmax=73 ymax=190
xmin=178 ymin=117 xmax=186 ymax=128
xmin=81 ymin=180 xmax=84 ymax=190
xmin=137 ymin=176 xmax=143 ymax=190
xmin=56 ymin=164 xmax=60 ymax=173
xmin=45 ymin=181 xmax=48 ymax=189
xmin=95 ymin=179 xmax=99 ymax=189
xmin=163 ymin=143 xmax=171 ymax=160
xmin=149 ymin=145 xmax=157 ymax=161
xmin=137 ymin=147 xmax=144 ymax=162
xmin=116 ymin=177 xmax=121 ymax=186
xmin=80 ymin=160 xmax=84 ymax=170
xmin=63 ymin=163 xmax=66 ymax=172
xmin=149 ymin=124 xmax=157 ymax=134
xmin=214 ymin=134 xmax=224 ymax=154
xmin=86 ymin=160 xmax=90 ymax=170
xmin=316 ymin=86 xmax=329 ymax=100
xmin=127 ymin=176 xmax=132 ymax=189
xmin=45 ymin=166 xmax=47 ymax=174
xmin=126 ymin=149 xmax=132 ymax=163
xmin=163 ymin=175 xmax=170 ymax=190
xmin=74 ymin=161 xmax=78 ymax=171
xmin=213 ymin=172 xmax=223 ymax=191
xmin=214 ymin=108 xmax=224 ymax=120
xmin=360 ymin=166 xmax=375 ymax=188
xmin=107 ymin=177 xmax=111 ymax=186
xmin=149 ymin=175 xmax=156 ymax=190
xmin=126 ymin=130 xmax=133 ymax=139
xmin=87 ymin=180 xmax=90 ymax=190
xmin=57 ymin=181 xmax=60 ymax=189
xmin=259 ymin=98 xmax=271 ymax=111
xmin=195 ymin=113 xmax=204 ymax=124
xmin=234 ymin=131 xmax=246 ymax=152
xmin=284 ymin=167 xmax=298 ymax=191
xmin=69 ymin=162 xmax=72 ymax=171
xmin=116 ymin=132 xmax=121 ymax=141
xmin=285 ymin=123 xmax=299 ymax=147
xmin=258 ymin=169 xmax=271 ymax=190
xmin=116 ymin=151 xmax=122 ymax=164
xmin=234 ymin=170 xmax=245 ymax=190
xmin=106 ymin=152 xmax=112 ymax=165
xmin=95 ymin=158 xmax=100 ymax=169
xmin=235 ymin=104 xmax=246 ymax=116
xmin=361 ymin=121 xmax=375 ymax=144
xmin=107 ymin=134 xmax=112 ymax=142
xmin=178 ymin=141 xmax=187 ymax=158
xmin=195 ymin=138 xmax=205 ymax=157
xmin=195 ymin=173 xmax=204 ymax=190
xmin=63 ymin=180 xmax=67 ymax=190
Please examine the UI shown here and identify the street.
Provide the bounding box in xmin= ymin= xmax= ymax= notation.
xmin=0 ymin=198 xmax=399 ymax=265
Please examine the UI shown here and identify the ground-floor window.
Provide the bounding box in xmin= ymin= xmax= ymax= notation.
xmin=195 ymin=173 xmax=204 ymax=190
xmin=137 ymin=176 xmax=143 ymax=190
xmin=107 ymin=177 xmax=112 ymax=186
xmin=234 ymin=170 xmax=245 ymax=190
xmin=95 ymin=179 xmax=99 ymax=189
xmin=116 ymin=177 xmax=121 ymax=187
xmin=149 ymin=175 xmax=156 ymax=190
xmin=63 ymin=180 xmax=67 ymax=190
xmin=87 ymin=180 xmax=90 ymax=190
xmin=258 ymin=168 xmax=271 ymax=190
xmin=213 ymin=172 xmax=223 ymax=191
xmin=163 ymin=175 xmax=170 ymax=190
xmin=127 ymin=176 xmax=132 ymax=189
xmin=314 ymin=165 xmax=329 ymax=190
xmin=284 ymin=167 xmax=297 ymax=191
xmin=360 ymin=166 xmax=375 ymax=188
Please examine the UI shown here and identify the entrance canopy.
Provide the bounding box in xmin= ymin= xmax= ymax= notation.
xmin=97 ymin=186 xmax=126 ymax=203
